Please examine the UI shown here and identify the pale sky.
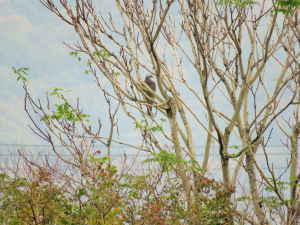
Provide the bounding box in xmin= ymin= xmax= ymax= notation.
xmin=0 ymin=0 xmax=128 ymax=146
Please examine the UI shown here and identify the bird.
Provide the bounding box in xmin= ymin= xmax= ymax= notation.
xmin=144 ymin=74 xmax=156 ymax=116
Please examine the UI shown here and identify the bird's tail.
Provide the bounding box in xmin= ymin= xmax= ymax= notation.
xmin=147 ymin=106 xmax=152 ymax=116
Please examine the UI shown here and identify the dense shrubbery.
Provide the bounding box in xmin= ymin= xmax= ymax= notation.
xmin=0 ymin=153 xmax=236 ymax=224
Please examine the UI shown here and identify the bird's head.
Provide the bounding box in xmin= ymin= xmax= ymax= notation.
xmin=145 ymin=74 xmax=154 ymax=80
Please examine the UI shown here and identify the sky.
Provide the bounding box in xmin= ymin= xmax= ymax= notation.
xmin=0 ymin=0 xmax=298 ymax=192
xmin=0 ymin=0 xmax=122 ymax=145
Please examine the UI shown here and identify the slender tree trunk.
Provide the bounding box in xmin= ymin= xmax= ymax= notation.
xmin=167 ymin=97 xmax=192 ymax=207
xmin=246 ymin=148 xmax=269 ymax=224
xmin=202 ymin=115 xmax=213 ymax=171
xmin=288 ymin=125 xmax=299 ymax=225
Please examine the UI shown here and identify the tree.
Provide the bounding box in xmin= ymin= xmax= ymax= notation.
xmin=6 ymin=0 xmax=300 ymax=224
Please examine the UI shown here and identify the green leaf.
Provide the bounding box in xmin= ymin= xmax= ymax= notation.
xmin=230 ymin=145 xmax=239 ymax=150
xmin=133 ymin=120 xmax=164 ymax=133
xmin=143 ymin=150 xmax=180 ymax=172
xmin=94 ymin=51 xmax=101 ymax=58
xmin=42 ymin=88 xmax=91 ymax=123
xmin=133 ymin=121 xmax=145 ymax=130
xmin=236 ymin=196 xmax=248 ymax=201
xmin=12 ymin=66 xmax=29 ymax=82
xmin=77 ymin=188 xmax=87 ymax=200
xmin=93 ymin=49 xmax=111 ymax=58
xmin=218 ymin=0 xmax=260 ymax=7
xmin=275 ymin=0 xmax=300 ymax=15
xmin=100 ymin=49 xmax=111 ymax=57
xmin=40 ymin=102 xmax=91 ymax=123
xmin=69 ymin=52 xmax=78 ymax=57
xmin=0 ymin=173 xmax=9 ymax=179
xmin=50 ymin=87 xmax=64 ymax=98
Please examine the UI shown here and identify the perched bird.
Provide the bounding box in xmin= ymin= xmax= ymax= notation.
xmin=144 ymin=74 xmax=156 ymax=116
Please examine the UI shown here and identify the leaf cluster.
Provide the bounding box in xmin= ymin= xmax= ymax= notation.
xmin=40 ymin=87 xmax=91 ymax=123
xmin=12 ymin=67 xmax=29 ymax=82
xmin=134 ymin=120 xmax=164 ymax=133
xmin=218 ymin=0 xmax=260 ymax=8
